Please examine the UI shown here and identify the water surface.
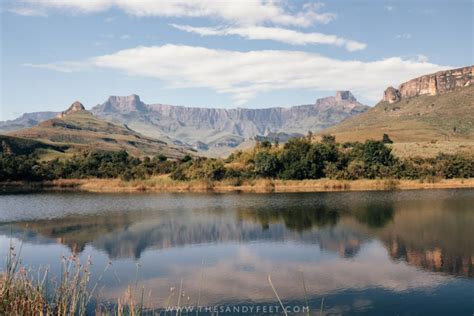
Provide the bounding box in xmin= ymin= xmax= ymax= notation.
xmin=0 ymin=190 xmax=473 ymax=315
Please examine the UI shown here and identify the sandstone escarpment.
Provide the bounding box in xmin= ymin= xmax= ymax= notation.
xmin=91 ymin=91 xmax=368 ymax=151
xmin=383 ymin=65 xmax=473 ymax=103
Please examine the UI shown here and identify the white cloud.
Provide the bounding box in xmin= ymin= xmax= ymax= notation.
xmin=386 ymin=6 xmax=395 ymax=11
xmin=21 ymin=62 xmax=86 ymax=73
xmin=23 ymin=45 xmax=449 ymax=105
xmin=414 ymin=54 xmax=429 ymax=63
xmin=396 ymin=33 xmax=412 ymax=40
xmin=11 ymin=0 xmax=336 ymax=27
xmin=7 ymin=6 xmax=47 ymax=16
xmin=171 ymin=24 xmax=367 ymax=51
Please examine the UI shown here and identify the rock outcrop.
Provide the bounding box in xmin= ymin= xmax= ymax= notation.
xmin=383 ymin=65 xmax=473 ymax=103
xmin=335 ymin=90 xmax=357 ymax=102
xmin=57 ymin=101 xmax=87 ymax=118
xmin=383 ymin=87 xmax=401 ymax=104
xmin=99 ymin=94 xmax=148 ymax=113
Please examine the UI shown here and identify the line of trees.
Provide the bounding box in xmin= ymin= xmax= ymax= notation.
xmin=1 ymin=135 xmax=473 ymax=182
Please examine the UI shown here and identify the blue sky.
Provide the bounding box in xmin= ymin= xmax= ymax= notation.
xmin=1 ymin=0 xmax=472 ymax=120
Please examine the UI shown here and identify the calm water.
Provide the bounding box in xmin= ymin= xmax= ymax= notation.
xmin=0 ymin=190 xmax=473 ymax=315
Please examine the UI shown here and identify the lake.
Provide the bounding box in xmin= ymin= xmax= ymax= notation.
xmin=0 ymin=190 xmax=473 ymax=315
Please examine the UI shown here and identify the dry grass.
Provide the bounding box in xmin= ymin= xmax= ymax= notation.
xmin=6 ymin=176 xmax=473 ymax=194
xmin=0 ymin=241 xmax=151 ymax=316
xmin=0 ymin=241 xmax=92 ymax=315
xmin=391 ymin=141 xmax=474 ymax=158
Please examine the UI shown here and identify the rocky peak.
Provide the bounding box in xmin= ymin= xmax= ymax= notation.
xmin=101 ymin=94 xmax=147 ymax=113
xmin=57 ymin=101 xmax=87 ymax=118
xmin=382 ymin=65 xmax=473 ymax=103
xmin=335 ymin=90 xmax=357 ymax=102
xmin=68 ymin=101 xmax=86 ymax=112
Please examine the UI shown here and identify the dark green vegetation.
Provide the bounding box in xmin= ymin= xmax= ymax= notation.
xmin=0 ymin=135 xmax=68 ymax=155
xmin=1 ymin=134 xmax=473 ymax=182
xmin=209 ymin=135 xmax=473 ymax=181
xmin=0 ymin=150 xmax=178 ymax=181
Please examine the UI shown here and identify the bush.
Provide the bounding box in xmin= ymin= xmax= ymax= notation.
xmin=1 ymin=138 xmax=473 ymax=183
xmin=382 ymin=133 xmax=393 ymax=144
xmin=254 ymin=151 xmax=280 ymax=177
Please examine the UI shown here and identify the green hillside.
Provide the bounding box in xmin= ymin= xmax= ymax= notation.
xmin=7 ymin=110 xmax=191 ymax=159
xmin=0 ymin=135 xmax=68 ymax=156
xmin=320 ymin=86 xmax=474 ymax=157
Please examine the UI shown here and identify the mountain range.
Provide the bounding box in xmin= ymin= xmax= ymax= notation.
xmin=1 ymin=65 xmax=472 ymax=159
xmin=1 ymin=91 xmax=368 ymax=156
xmin=3 ymin=101 xmax=190 ymax=158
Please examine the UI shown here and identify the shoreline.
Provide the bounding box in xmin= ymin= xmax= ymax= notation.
xmin=1 ymin=177 xmax=474 ymax=193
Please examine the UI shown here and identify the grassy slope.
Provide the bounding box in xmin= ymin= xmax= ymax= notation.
xmin=0 ymin=135 xmax=68 ymax=156
xmin=319 ymin=86 xmax=474 ymax=157
xmin=8 ymin=112 xmax=190 ymax=158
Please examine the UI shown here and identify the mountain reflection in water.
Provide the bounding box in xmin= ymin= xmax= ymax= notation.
xmin=0 ymin=190 xmax=473 ymax=314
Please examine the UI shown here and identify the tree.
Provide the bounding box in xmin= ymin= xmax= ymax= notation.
xmin=279 ymin=138 xmax=312 ymax=179
xmin=361 ymin=140 xmax=394 ymax=166
xmin=274 ymin=136 xmax=280 ymax=148
xmin=382 ymin=133 xmax=393 ymax=144
xmin=181 ymin=154 xmax=192 ymax=163
xmin=254 ymin=151 xmax=280 ymax=177
xmin=321 ymin=134 xmax=336 ymax=145
xmin=260 ymin=140 xmax=272 ymax=149
xmin=156 ymin=154 xmax=167 ymax=162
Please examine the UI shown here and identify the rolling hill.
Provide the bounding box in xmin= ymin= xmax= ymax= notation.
xmin=319 ymin=65 xmax=474 ymax=157
xmin=6 ymin=102 xmax=191 ymax=159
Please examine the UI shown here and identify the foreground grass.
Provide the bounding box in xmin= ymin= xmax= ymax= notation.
xmin=1 ymin=241 xmax=318 ymax=316
xmin=0 ymin=242 xmax=150 ymax=315
xmin=2 ymin=176 xmax=474 ymax=193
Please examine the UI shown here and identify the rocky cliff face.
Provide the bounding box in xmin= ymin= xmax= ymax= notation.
xmin=383 ymin=65 xmax=473 ymax=103
xmin=91 ymin=91 xmax=368 ymax=153
xmin=99 ymin=94 xmax=148 ymax=113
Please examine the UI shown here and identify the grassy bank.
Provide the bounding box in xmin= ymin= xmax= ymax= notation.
xmin=2 ymin=176 xmax=474 ymax=193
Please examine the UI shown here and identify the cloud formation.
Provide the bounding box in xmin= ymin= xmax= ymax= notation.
xmin=10 ymin=0 xmax=336 ymax=27
xmin=10 ymin=1 xmax=364 ymax=51
xmin=23 ymin=44 xmax=449 ymax=105
xmin=171 ymin=24 xmax=367 ymax=51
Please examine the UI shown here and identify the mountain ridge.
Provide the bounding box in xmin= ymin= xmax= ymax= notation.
xmin=7 ymin=102 xmax=191 ymax=158
xmin=1 ymin=91 xmax=368 ymax=156
xmin=90 ymin=90 xmax=368 ymax=154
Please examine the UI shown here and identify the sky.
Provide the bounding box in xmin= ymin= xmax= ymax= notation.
xmin=0 ymin=0 xmax=473 ymax=120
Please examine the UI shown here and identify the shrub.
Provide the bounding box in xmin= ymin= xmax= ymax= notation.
xmin=382 ymin=133 xmax=393 ymax=144
xmin=254 ymin=151 xmax=280 ymax=177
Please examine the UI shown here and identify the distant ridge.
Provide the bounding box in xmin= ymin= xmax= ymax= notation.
xmin=7 ymin=101 xmax=191 ymax=158
xmin=90 ymin=91 xmax=368 ymax=155
xmin=0 ymin=91 xmax=368 ymax=156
